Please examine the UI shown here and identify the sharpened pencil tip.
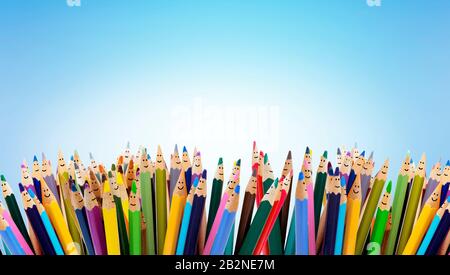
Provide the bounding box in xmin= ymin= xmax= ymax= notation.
xmin=183 ymin=146 xmax=187 ymax=153
xmin=305 ymin=146 xmax=310 ymax=154
xmin=446 ymin=160 xmax=450 ymax=166
xmin=0 ymin=175 xmax=5 ymax=181
xmin=323 ymin=151 xmax=328 ymax=158
xmin=236 ymin=159 xmax=241 ymax=167
xmin=287 ymin=151 xmax=292 ymax=160
xmin=33 ymin=155 xmax=38 ymax=162
xmin=202 ymin=169 xmax=207 ymax=179
xmin=18 ymin=183 xmax=24 ymax=192
xmin=235 ymin=185 xmax=240 ymax=194
xmin=360 ymin=151 xmax=365 ymax=157
xmin=218 ymin=157 xmax=223 ymax=165
xmin=298 ymin=172 xmax=304 ymax=181
xmin=386 ymin=180 xmax=392 ymax=193
xmin=337 ymin=148 xmax=341 ymax=155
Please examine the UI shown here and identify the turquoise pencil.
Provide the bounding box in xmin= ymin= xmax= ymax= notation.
xmin=176 ymin=177 xmax=199 ymax=255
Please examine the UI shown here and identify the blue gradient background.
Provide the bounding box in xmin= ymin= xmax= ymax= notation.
xmin=1 ymin=1 xmax=449 ymax=217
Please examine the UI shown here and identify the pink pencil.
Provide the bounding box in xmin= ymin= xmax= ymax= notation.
xmin=203 ymin=172 xmax=240 ymax=255
xmin=306 ymin=183 xmax=316 ymax=254
xmin=0 ymin=203 xmax=34 ymax=255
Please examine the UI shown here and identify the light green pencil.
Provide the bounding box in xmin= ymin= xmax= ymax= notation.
xmin=155 ymin=145 xmax=168 ymax=254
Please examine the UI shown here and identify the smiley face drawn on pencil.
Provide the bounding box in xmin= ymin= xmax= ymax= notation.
xmin=83 ymin=186 xmax=98 ymax=211
xmin=193 ymin=154 xmax=202 ymax=169
xmin=282 ymin=152 xmax=293 ymax=177
xmin=140 ymin=152 xmax=151 ymax=172
xmin=328 ymin=175 xmax=341 ymax=195
xmin=41 ymin=158 xmax=49 ymax=175
xmin=126 ymin=162 xmax=136 ymax=185
xmin=432 ymin=163 xmax=442 ymax=179
xmin=417 ymin=154 xmax=426 ymax=174
xmin=380 ymin=160 xmax=389 ymax=175
xmin=379 ymin=191 xmax=391 ymax=211
xmin=348 ymin=175 xmax=361 ymax=200
xmin=1 ymin=180 xmax=12 ymax=197
xmin=363 ymin=157 xmax=374 ymax=173
xmin=319 ymin=155 xmax=327 ymax=170
xmin=70 ymin=190 xmax=84 ymax=210
xmin=217 ymin=162 xmax=224 ymax=178
xmin=342 ymin=153 xmax=352 ymax=170
xmin=296 ymin=173 xmax=308 ymax=200
xmin=226 ymin=189 xmax=240 ymax=212
xmin=109 ymin=174 xmax=120 ymax=196
xmin=20 ymin=189 xmax=34 ymax=209
xmin=174 ymin=173 xmax=187 ymax=197
xmin=124 ymin=147 xmax=131 ymax=163
xmin=246 ymin=173 xmax=258 ymax=195
xmin=32 ymin=158 xmax=40 ymax=174
xmin=21 ymin=165 xmax=32 ymax=185
xmin=156 ymin=146 xmax=164 ymax=165
xmin=88 ymin=170 xmax=102 ymax=198
xmin=195 ymin=175 xmax=207 ymax=197
xmin=182 ymin=149 xmax=191 ymax=166
xmin=252 ymin=147 xmax=259 ymax=165
xmin=58 ymin=151 xmax=67 ymax=169
xmin=428 ymin=186 xmax=442 ymax=208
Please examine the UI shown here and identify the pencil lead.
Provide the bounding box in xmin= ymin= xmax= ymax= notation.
xmin=446 ymin=160 xmax=450 ymax=166
xmin=18 ymin=183 xmax=25 ymax=192
xmin=131 ymin=180 xmax=137 ymax=194
xmin=264 ymin=153 xmax=269 ymax=164
xmin=354 ymin=142 xmax=358 ymax=149
xmin=298 ymin=171 xmax=304 ymax=181
xmin=183 ymin=146 xmax=188 ymax=153
xmin=71 ymin=181 xmax=77 ymax=192
xmin=235 ymin=185 xmax=241 ymax=194
xmin=369 ymin=151 xmax=374 ymax=161
xmin=386 ymin=180 xmax=392 ymax=193
xmin=0 ymin=175 xmax=5 ymax=182
xmin=334 ymin=167 xmax=340 ymax=176
xmin=111 ymin=164 xmax=116 ymax=171
xmin=337 ymin=148 xmax=341 ymax=155
xmin=33 ymin=155 xmax=38 ymax=162
xmin=323 ymin=151 xmax=328 ymax=158
xmin=108 ymin=171 xmax=113 ymax=178
xmin=340 ymin=176 xmax=346 ymax=187
xmin=218 ymin=157 xmax=223 ymax=165
xmin=28 ymin=188 xmax=36 ymax=198
xmin=127 ymin=141 xmax=130 ymax=149
xmin=236 ymin=159 xmax=241 ymax=167
xmin=253 ymin=141 xmax=256 ymax=150
xmin=174 ymin=144 xmax=179 ymax=155
xmin=202 ymin=169 xmax=207 ymax=179
xmin=89 ymin=152 xmax=94 ymax=160
xmin=41 ymin=152 xmax=47 ymax=161
xmin=70 ymin=155 xmax=74 ymax=161
xmin=305 ymin=146 xmax=310 ymax=155
xmin=287 ymin=151 xmax=292 ymax=160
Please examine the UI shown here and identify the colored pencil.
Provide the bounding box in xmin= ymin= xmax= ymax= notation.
xmin=347 ymin=151 xmax=365 ymax=193
xmin=425 ymin=198 xmax=449 ymax=255
xmin=314 ymin=151 xmax=328 ymax=235
xmin=355 ymin=159 xmax=389 ymax=255
xmin=176 ymin=177 xmax=198 ymax=255
xmin=102 ymin=176 xmax=120 ymax=255
xmin=139 ymin=149 xmax=156 ymax=254
xmin=88 ymin=168 xmax=102 ymax=203
xmin=0 ymin=213 xmax=25 ymax=255
xmin=360 ymin=152 xmax=374 ymax=204
xmin=295 ymin=172 xmax=308 ymax=255
xmin=41 ymin=153 xmax=61 ymax=206
xmin=421 ymin=162 xmax=442 ymax=209
xmin=254 ymin=172 xmax=293 ymax=255
xmin=334 ymin=181 xmax=347 ymax=255
xmin=238 ymin=179 xmax=278 ymax=255
xmin=122 ymin=142 xmax=132 ymax=175
xmin=203 ymin=165 xmax=240 ymax=255
xmin=339 ymin=152 xmax=352 ymax=187
xmin=225 ymin=160 xmax=241 ymax=255
xmin=397 ymin=153 xmax=426 ymax=254
xmin=279 ymin=151 xmax=293 ymax=247
xmin=19 ymin=183 xmax=56 ymax=255
xmin=368 ymin=181 xmax=392 ymax=255
xmin=181 ymin=146 xmax=193 ymax=192
xmin=336 ymin=147 xmax=342 ymax=167
xmin=256 ymin=150 xmax=264 ymax=207
xmin=112 ymin=164 xmax=129 ymax=226
xmin=383 ymin=153 xmax=411 ymax=255
xmin=155 ymin=145 xmax=168 ymax=254
xmin=403 ymin=181 xmax=443 ymax=255
xmin=417 ymin=196 xmax=448 ymax=255
xmin=211 ymin=185 xmax=240 ymax=255
xmin=343 ymin=173 xmax=362 ymax=254
xmin=184 ymin=170 xmax=207 ymax=255
xmin=0 ymin=202 xmax=33 ymax=255
xmin=31 ymin=155 xmax=43 ymax=202
xmin=323 ymin=168 xmax=341 ymax=255
xmin=28 ymin=188 xmax=64 ymax=255
xmin=235 ymin=165 xmax=257 ymax=254
xmin=83 ymin=183 xmax=107 ymax=255
xmin=57 ymin=151 xmax=82 ymax=253
xmin=163 ymin=171 xmax=187 ymax=255
xmin=125 ymin=158 xmax=136 ymax=192
xmin=129 ymin=181 xmax=141 ymax=255
xmin=41 ymin=178 xmax=79 ymax=255
xmin=1 ymin=175 xmax=34 ymax=252
xmin=108 ymin=170 xmax=129 ymax=255
xmin=69 ymin=180 xmax=95 ymax=255
xmin=206 ymin=158 xmax=224 ymax=240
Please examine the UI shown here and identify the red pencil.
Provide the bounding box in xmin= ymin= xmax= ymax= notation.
xmin=253 ymin=170 xmax=293 ymax=255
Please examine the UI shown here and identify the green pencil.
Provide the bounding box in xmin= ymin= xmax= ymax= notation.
xmin=385 ymin=154 xmax=410 ymax=255
xmin=239 ymin=179 xmax=278 ymax=255
xmin=140 ymin=149 xmax=156 ymax=255
xmin=155 ymin=145 xmax=168 ymax=254
xmin=129 ymin=181 xmax=141 ymax=255
xmin=355 ymin=159 xmax=389 ymax=255
xmin=368 ymin=181 xmax=392 ymax=255
xmin=397 ymin=153 xmax=426 ymax=254
xmin=1 ymin=175 xmax=34 ymax=251
xmin=206 ymin=158 xmax=224 ymax=239
xmin=109 ymin=171 xmax=129 ymax=255
xmin=314 ymin=151 xmax=328 ymax=234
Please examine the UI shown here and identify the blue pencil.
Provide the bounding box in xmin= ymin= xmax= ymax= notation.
xmin=70 ymin=182 xmax=95 ymax=255
xmin=417 ymin=197 xmax=449 ymax=255
xmin=334 ymin=177 xmax=347 ymax=255
xmin=28 ymin=189 xmax=64 ymax=255
xmin=0 ymin=219 xmax=25 ymax=255
xmin=295 ymin=172 xmax=308 ymax=255
xmin=211 ymin=185 xmax=240 ymax=255
xmin=176 ymin=177 xmax=199 ymax=255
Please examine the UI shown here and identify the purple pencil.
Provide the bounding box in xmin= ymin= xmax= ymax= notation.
xmin=84 ymin=184 xmax=107 ymax=255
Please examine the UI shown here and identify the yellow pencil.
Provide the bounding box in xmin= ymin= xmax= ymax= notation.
xmin=41 ymin=179 xmax=79 ymax=255
xmin=102 ymin=177 xmax=120 ymax=255
xmin=343 ymin=173 xmax=362 ymax=254
xmin=163 ymin=171 xmax=187 ymax=255
xmin=402 ymin=181 xmax=443 ymax=255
